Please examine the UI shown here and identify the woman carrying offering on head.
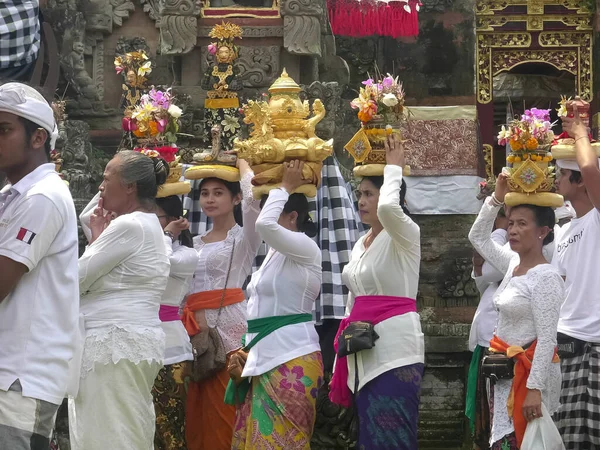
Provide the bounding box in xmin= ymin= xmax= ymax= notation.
xmin=227 ymin=160 xmax=323 ymax=449
xmin=329 ymin=134 xmax=425 ymax=450
xmin=69 ymin=151 xmax=171 ymax=450
xmin=152 ymin=194 xmax=199 ymax=450
xmin=183 ymin=159 xmax=261 ymax=450
xmin=468 ymin=173 xmax=564 ymax=449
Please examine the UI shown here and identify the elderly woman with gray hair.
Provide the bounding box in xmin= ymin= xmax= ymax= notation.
xmin=69 ymin=151 xmax=171 ymax=450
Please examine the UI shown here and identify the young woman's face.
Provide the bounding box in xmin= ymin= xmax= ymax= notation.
xmin=507 ymin=206 xmax=548 ymax=254
xmin=199 ymin=179 xmax=239 ymax=219
xmin=356 ymin=178 xmax=380 ymax=226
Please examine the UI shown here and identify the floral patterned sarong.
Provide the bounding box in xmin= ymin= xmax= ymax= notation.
xmin=232 ymin=352 xmax=323 ymax=450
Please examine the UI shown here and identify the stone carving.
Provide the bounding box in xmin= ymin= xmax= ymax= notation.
xmin=140 ymin=0 xmax=160 ymax=22
xmin=110 ymin=0 xmax=135 ymax=26
xmin=301 ymin=81 xmax=342 ymax=140
xmin=156 ymin=0 xmax=201 ymax=54
xmin=200 ymin=45 xmax=281 ymax=88
xmin=280 ymin=0 xmax=323 ymax=56
xmin=160 ymin=15 xmax=198 ymax=54
xmin=441 ymin=258 xmax=479 ymax=299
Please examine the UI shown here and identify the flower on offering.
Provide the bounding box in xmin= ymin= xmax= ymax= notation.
xmin=114 ymin=50 xmax=152 ymax=79
xmin=124 ymin=87 xmax=181 ymax=144
xmin=556 ymin=96 xmax=570 ymax=118
xmin=497 ymin=108 xmax=555 ymax=151
xmin=350 ymin=73 xmax=406 ymax=124
xmin=498 ymin=107 xmax=563 ymax=208
xmin=133 ymin=145 xmax=179 ymax=163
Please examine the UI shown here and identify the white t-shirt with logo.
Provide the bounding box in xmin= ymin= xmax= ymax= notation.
xmin=0 ymin=164 xmax=79 ymax=405
xmin=552 ymin=208 xmax=600 ymax=342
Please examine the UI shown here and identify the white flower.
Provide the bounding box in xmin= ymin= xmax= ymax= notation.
xmin=168 ymin=104 xmax=183 ymax=118
xmin=382 ymin=93 xmax=399 ymax=107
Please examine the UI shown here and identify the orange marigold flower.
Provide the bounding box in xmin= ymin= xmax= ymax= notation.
xmin=148 ymin=121 xmax=160 ymax=137
xmin=526 ymin=138 xmax=538 ymax=150
xmin=510 ymin=138 xmax=523 ymax=151
xmin=133 ymin=128 xmax=145 ymax=138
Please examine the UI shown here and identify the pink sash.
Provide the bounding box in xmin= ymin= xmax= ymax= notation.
xmin=159 ymin=305 xmax=181 ymax=322
xmin=329 ymin=295 xmax=416 ymax=407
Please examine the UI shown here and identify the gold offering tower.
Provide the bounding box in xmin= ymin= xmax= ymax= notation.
xmin=233 ymin=69 xmax=333 ymax=198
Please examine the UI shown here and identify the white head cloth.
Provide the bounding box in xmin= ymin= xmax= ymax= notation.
xmin=556 ymin=158 xmax=600 ymax=172
xmin=0 ymin=83 xmax=58 ymax=150
xmin=555 ymin=201 xmax=575 ymax=221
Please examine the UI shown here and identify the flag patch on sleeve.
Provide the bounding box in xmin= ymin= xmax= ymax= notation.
xmin=16 ymin=227 xmax=36 ymax=245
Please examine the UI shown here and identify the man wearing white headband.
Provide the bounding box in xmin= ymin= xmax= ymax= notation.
xmin=552 ymin=106 xmax=600 ymax=449
xmin=0 ymin=82 xmax=78 ymax=450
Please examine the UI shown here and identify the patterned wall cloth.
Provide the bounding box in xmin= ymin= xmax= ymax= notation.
xmin=183 ymin=156 xmax=365 ymax=323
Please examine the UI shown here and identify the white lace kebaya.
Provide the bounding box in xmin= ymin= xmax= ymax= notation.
xmin=190 ymin=171 xmax=262 ymax=353
xmin=468 ymin=197 xmax=564 ymax=445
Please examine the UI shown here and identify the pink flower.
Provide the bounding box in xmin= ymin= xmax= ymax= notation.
xmin=278 ymin=365 xmax=306 ymax=393
xmin=208 ymin=43 xmax=217 ymax=55
xmin=157 ymin=118 xmax=167 ymax=133
xmin=115 ymin=67 xmax=123 ymax=75
xmin=382 ymin=76 xmax=394 ymax=88
xmin=362 ymin=78 xmax=374 ymax=87
xmin=122 ymin=117 xmax=137 ymax=132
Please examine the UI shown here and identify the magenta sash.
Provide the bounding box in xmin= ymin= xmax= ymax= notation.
xmin=329 ymin=295 xmax=416 ymax=407
xmin=159 ymin=305 xmax=181 ymax=322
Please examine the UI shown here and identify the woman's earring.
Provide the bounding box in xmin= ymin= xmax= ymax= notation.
xmin=539 ymin=236 xmax=542 ymax=240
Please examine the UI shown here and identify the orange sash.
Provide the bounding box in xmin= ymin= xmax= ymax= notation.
xmin=182 ymin=289 xmax=245 ymax=336
xmin=489 ymin=335 xmax=560 ymax=447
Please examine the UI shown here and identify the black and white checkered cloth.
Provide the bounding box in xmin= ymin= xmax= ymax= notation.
xmin=555 ymin=343 xmax=600 ymax=449
xmin=183 ymin=157 xmax=365 ymax=323
xmin=0 ymin=1 xmax=40 ymax=69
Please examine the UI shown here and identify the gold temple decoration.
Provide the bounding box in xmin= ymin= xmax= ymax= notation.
xmin=476 ymin=0 xmax=594 ymax=105
xmin=200 ymin=0 xmax=280 ymax=19
xmin=233 ymin=69 xmax=333 ymax=198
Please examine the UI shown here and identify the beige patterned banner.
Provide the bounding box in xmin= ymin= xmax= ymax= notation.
xmin=401 ymin=106 xmax=479 ymax=176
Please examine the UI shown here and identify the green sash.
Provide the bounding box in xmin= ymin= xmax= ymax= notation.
xmin=465 ymin=345 xmax=484 ymax=433
xmin=223 ymin=313 xmax=312 ymax=405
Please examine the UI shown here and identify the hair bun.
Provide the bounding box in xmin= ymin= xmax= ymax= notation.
xmin=152 ymin=157 xmax=169 ymax=187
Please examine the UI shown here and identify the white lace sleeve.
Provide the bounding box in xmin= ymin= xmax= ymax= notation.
xmin=526 ymin=267 xmax=564 ymax=390
xmin=240 ymin=171 xmax=262 ymax=254
xmin=468 ymin=197 xmax=515 ymax=275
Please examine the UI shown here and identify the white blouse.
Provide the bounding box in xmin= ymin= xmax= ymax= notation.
xmin=243 ymin=188 xmax=322 ymax=377
xmin=470 ymin=229 xmax=507 ymax=350
xmin=78 ymin=211 xmax=170 ymax=377
xmin=161 ymin=236 xmax=198 ymax=365
xmin=341 ymin=165 xmax=425 ymax=391
xmin=469 ymin=197 xmax=564 ymax=444
xmin=189 ymin=172 xmax=262 ymax=354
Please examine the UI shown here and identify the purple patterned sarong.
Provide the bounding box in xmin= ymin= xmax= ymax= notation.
xmin=355 ymin=363 xmax=424 ymax=450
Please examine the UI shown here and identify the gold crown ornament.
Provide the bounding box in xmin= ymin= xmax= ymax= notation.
xmin=344 ymin=73 xmax=410 ymax=177
xmin=552 ymin=96 xmax=600 ymax=160
xmin=498 ymin=108 xmax=563 ymax=208
xmin=233 ymin=69 xmax=333 ymax=199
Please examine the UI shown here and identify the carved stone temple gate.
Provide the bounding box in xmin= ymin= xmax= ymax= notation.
xmin=475 ymin=0 xmax=596 ymax=149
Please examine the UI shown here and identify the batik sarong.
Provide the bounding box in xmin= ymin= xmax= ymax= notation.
xmin=153 ymin=361 xmax=192 ymax=450
xmin=355 ymin=363 xmax=424 ymax=450
xmin=555 ymin=343 xmax=600 ymax=449
xmin=232 ymin=352 xmax=324 ymax=450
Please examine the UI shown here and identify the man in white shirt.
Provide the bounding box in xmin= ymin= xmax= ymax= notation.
xmin=552 ymin=108 xmax=600 ymax=449
xmin=0 ymin=82 xmax=79 ymax=450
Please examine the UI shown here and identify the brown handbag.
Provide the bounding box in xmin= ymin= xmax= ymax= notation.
xmin=190 ymin=240 xmax=236 ymax=382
